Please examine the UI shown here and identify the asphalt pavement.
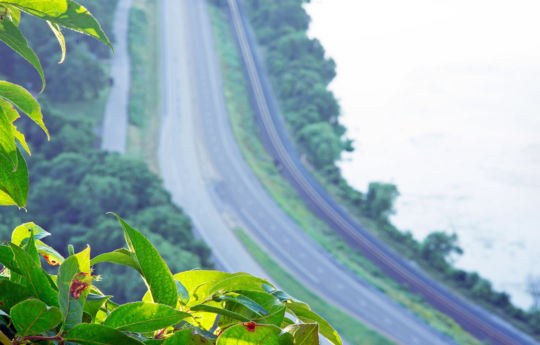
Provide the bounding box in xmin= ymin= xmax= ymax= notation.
xmin=155 ymin=0 xmax=457 ymax=344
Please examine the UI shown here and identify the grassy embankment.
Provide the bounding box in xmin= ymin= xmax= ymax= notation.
xmin=207 ymin=3 xmax=482 ymax=345
xmin=126 ymin=0 xmax=161 ymax=173
xmin=234 ymin=228 xmax=395 ymax=345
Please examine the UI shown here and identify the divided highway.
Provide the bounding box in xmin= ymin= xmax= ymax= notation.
xmin=156 ymin=0 xmax=456 ymax=344
xmin=225 ymin=0 xmax=539 ymax=344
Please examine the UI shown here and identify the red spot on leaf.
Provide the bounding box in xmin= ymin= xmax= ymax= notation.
xmin=69 ymin=273 xmax=90 ymax=299
xmin=42 ymin=254 xmax=60 ymax=266
xmin=243 ymin=322 xmax=257 ymax=332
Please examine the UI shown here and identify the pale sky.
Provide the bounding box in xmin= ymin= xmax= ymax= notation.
xmin=305 ymin=0 xmax=540 ymax=308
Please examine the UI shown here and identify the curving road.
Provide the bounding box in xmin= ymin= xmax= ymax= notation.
xmin=156 ymin=0 xmax=456 ymax=344
xmin=225 ymin=0 xmax=539 ymax=344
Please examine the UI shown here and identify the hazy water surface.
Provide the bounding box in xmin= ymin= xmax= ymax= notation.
xmin=305 ymin=0 xmax=540 ymax=308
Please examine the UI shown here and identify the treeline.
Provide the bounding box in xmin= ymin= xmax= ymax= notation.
xmin=0 ymin=0 xmax=212 ymax=302
xmin=237 ymin=0 xmax=540 ymax=337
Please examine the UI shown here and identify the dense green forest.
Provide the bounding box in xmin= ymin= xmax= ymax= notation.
xmin=238 ymin=0 xmax=540 ymax=337
xmin=0 ymin=0 xmax=212 ymax=302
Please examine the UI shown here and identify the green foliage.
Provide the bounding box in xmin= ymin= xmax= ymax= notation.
xmin=0 ymin=218 xmax=342 ymax=345
xmin=243 ymin=0 xmax=347 ymax=171
xmin=0 ymin=0 xmax=112 ymax=208
xmin=364 ymin=182 xmax=400 ymax=223
xmin=420 ymin=232 xmax=463 ymax=271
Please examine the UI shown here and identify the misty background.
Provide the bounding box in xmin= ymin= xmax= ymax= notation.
xmin=306 ymin=0 xmax=540 ymax=308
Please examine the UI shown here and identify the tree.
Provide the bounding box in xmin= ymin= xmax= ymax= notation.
xmin=364 ymin=182 xmax=400 ymax=222
xmin=297 ymin=122 xmax=343 ymax=169
xmin=420 ymin=232 xmax=463 ymax=271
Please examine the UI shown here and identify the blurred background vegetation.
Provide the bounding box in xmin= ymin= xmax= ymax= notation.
xmin=0 ymin=0 xmax=212 ymax=302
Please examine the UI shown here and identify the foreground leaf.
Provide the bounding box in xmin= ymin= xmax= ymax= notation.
xmin=9 ymin=243 xmax=58 ymax=306
xmin=10 ymin=299 xmax=62 ymax=336
xmin=103 ymin=301 xmax=191 ymax=332
xmin=0 ymin=81 xmax=48 ymax=138
xmin=217 ymin=323 xmax=280 ymax=345
xmin=47 ymin=21 xmax=66 ymax=63
xmin=0 ymin=18 xmax=45 ymax=91
xmin=11 ymin=222 xmax=50 ymax=246
xmin=0 ymin=244 xmax=20 ymax=273
xmin=282 ymin=324 xmax=319 ymax=345
xmin=58 ymin=256 xmax=84 ymax=329
xmin=0 ymin=99 xmax=30 ymax=156
xmin=0 ymin=280 xmax=30 ymax=310
xmin=0 ymin=102 xmax=18 ymax=170
xmin=11 ymin=0 xmax=112 ymax=50
xmin=90 ymin=250 xmax=141 ymax=273
xmin=286 ymin=302 xmax=341 ymax=345
xmin=0 ymin=331 xmax=12 ymax=345
xmin=0 ymin=148 xmax=28 ymax=207
xmin=66 ymin=324 xmax=144 ymax=345
xmin=115 ymin=215 xmax=177 ymax=307
xmin=190 ymin=304 xmax=250 ymax=322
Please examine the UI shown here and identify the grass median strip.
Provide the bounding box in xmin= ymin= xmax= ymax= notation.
xmin=126 ymin=0 xmax=161 ymax=173
xmin=207 ymin=3 xmax=481 ymax=345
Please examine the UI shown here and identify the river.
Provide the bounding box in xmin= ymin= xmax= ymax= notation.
xmin=305 ymin=0 xmax=540 ymax=308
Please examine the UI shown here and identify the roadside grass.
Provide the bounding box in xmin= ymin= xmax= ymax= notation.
xmin=54 ymin=85 xmax=110 ymax=129
xmin=234 ymin=228 xmax=396 ymax=345
xmin=126 ymin=0 xmax=161 ymax=173
xmin=207 ymin=3 xmax=482 ymax=345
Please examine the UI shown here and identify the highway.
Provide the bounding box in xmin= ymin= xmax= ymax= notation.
xmin=225 ymin=0 xmax=539 ymax=344
xmin=155 ymin=0 xmax=457 ymax=344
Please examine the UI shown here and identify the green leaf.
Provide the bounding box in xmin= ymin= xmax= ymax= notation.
xmin=46 ymin=20 xmax=66 ymax=63
xmin=11 ymin=222 xmax=50 ymax=245
xmin=216 ymin=294 xmax=268 ymax=315
xmin=0 ymin=330 xmax=12 ymax=345
xmin=161 ymin=329 xmax=191 ymax=345
xmin=0 ymin=81 xmax=48 ymax=138
xmin=0 ymin=280 xmax=30 ymax=310
xmin=278 ymin=333 xmax=294 ymax=345
xmin=286 ymin=302 xmax=342 ymax=345
xmin=23 ymin=228 xmax=40 ymax=266
xmin=282 ymin=324 xmax=319 ymax=345
xmin=58 ymin=255 xmax=84 ymax=329
xmin=36 ymin=240 xmax=64 ymax=266
xmin=174 ymin=270 xmax=231 ymax=306
xmin=0 ymin=19 xmax=45 ymax=91
xmin=84 ymin=293 xmax=110 ymax=322
xmin=217 ymin=323 xmax=281 ymax=345
xmin=175 ymin=279 xmax=189 ymax=305
xmin=190 ymin=304 xmax=250 ymax=322
xmin=10 ymin=299 xmax=62 ymax=336
xmin=162 ymin=330 xmax=208 ymax=345
xmin=0 ymin=99 xmax=30 ymax=156
xmin=103 ymin=301 xmax=191 ymax=332
xmin=2 ymin=0 xmax=68 ymax=16
xmin=0 ymin=244 xmax=21 ymax=273
xmin=208 ymin=273 xmax=269 ymax=296
xmin=10 ymin=0 xmax=112 ymax=50
xmin=9 ymin=243 xmax=58 ymax=306
xmin=114 ymin=215 xmax=177 ymax=307
xmin=4 ymin=5 xmax=21 ymax=26
xmin=90 ymin=250 xmax=141 ymax=273
xmin=236 ymin=291 xmax=286 ymax=327
xmin=0 ymin=148 xmax=28 ymax=207
xmin=66 ymin=324 xmax=145 ymax=345
xmin=0 ymin=103 xmax=18 ymax=170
